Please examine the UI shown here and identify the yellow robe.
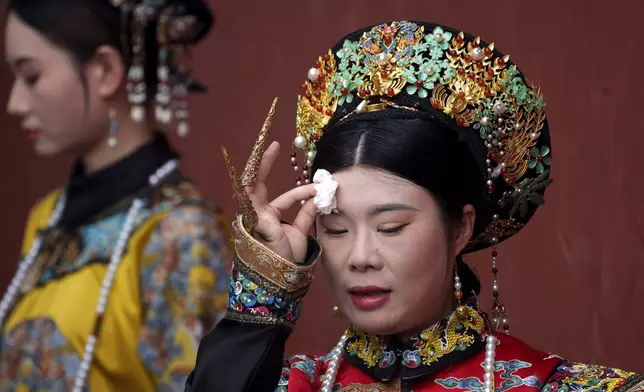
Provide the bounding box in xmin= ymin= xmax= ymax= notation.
xmin=1 ymin=183 xmax=230 ymax=391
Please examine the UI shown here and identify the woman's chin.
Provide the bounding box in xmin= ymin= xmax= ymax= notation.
xmin=347 ymin=308 xmax=401 ymax=336
xmin=33 ymin=138 xmax=63 ymax=156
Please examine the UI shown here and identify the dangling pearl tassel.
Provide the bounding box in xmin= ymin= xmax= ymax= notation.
xmin=483 ymin=335 xmax=497 ymax=392
xmin=320 ymin=331 xmax=348 ymax=392
xmin=0 ymin=159 xmax=178 ymax=392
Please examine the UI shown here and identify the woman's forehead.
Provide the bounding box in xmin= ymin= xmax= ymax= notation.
xmin=331 ymin=167 xmax=433 ymax=211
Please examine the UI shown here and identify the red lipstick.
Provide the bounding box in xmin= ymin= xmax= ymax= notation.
xmin=348 ymin=285 xmax=391 ymax=311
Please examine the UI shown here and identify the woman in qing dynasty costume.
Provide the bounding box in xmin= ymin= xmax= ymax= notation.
xmin=184 ymin=21 xmax=644 ymax=392
xmin=2 ymin=0 xmax=230 ymax=390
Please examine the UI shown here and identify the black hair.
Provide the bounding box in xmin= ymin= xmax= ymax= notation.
xmin=312 ymin=109 xmax=483 ymax=296
xmin=6 ymin=0 xmax=213 ymax=101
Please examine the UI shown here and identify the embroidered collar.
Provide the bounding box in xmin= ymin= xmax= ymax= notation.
xmin=343 ymin=303 xmax=488 ymax=381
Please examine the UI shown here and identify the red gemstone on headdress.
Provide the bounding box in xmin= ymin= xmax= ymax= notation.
xmin=488 ymin=184 xmax=494 ymax=193
xmin=456 ymin=117 xmax=466 ymax=126
xmin=498 ymin=58 xmax=506 ymax=67
xmin=432 ymin=101 xmax=442 ymax=109
xmin=326 ymin=66 xmax=333 ymax=73
xmin=484 ymin=47 xmax=492 ymax=57
xmin=484 ymin=90 xmax=492 ymax=98
xmin=476 ymin=61 xmax=483 ymax=69
xmin=478 ymin=79 xmax=485 ymax=87
xmin=315 ymin=61 xmax=321 ymax=68
xmin=387 ymin=88 xmax=395 ymax=96
xmin=487 ymin=69 xmax=495 ymax=78
xmin=472 ymin=40 xmax=479 ymax=48
xmin=305 ymin=92 xmax=312 ymax=100
xmin=316 ymin=105 xmax=323 ymax=112
xmin=358 ymin=90 xmax=367 ymax=98
xmin=464 ymin=54 xmax=472 ymax=62
xmin=468 ymin=72 xmax=475 ymax=80
xmin=312 ymin=133 xmax=320 ymax=141
xmin=381 ymin=71 xmax=389 ymax=79
xmin=301 ymin=83 xmax=308 ymax=93
xmin=325 ymin=109 xmax=333 ymax=116
xmin=489 ymin=152 xmax=499 ymax=162
xmin=458 ymin=92 xmax=466 ymax=100
xmin=449 ymin=49 xmax=457 ymax=57
xmin=341 ymin=88 xmax=349 ymax=96
xmin=415 ymin=81 xmax=424 ymax=88
xmin=324 ymin=54 xmax=331 ymax=62
xmin=314 ymin=91 xmax=321 ymax=99
xmin=318 ymin=75 xmax=326 ymax=83
xmin=458 ymin=68 xmax=465 ymax=76
xmin=456 ymin=35 xmax=464 ymax=44
xmin=384 ymin=36 xmax=393 ymax=46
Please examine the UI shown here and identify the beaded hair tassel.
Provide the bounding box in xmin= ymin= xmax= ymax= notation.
xmin=491 ymin=247 xmax=510 ymax=334
xmin=124 ymin=1 xmax=195 ymax=137
xmin=155 ymin=9 xmax=172 ymax=125
xmin=127 ymin=5 xmax=147 ymax=122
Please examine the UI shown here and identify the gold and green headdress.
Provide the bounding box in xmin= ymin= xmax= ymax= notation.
xmin=291 ymin=21 xmax=552 ymax=255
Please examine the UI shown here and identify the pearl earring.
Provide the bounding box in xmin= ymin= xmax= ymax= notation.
xmin=454 ymin=258 xmax=467 ymax=320
xmin=107 ymin=108 xmax=119 ymax=148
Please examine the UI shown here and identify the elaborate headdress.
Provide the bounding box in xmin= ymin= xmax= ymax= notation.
xmin=290 ymin=21 xmax=553 ymax=332
xmin=111 ymin=0 xmax=213 ymax=137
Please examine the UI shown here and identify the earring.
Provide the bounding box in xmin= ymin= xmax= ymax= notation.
xmin=332 ymin=305 xmax=342 ymax=317
xmin=491 ymin=246 xmax=510 ymax=334
xmin=107 ymin=108 xmax=119 ymax=148
xmin=454 ymin=260 xmax=467 ymax=320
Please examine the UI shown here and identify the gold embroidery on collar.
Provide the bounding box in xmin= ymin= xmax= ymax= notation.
xmin=417 ymin=305 xmax=486 ymax=366
xmin=345 ymin=305 xmax=487 ymax=369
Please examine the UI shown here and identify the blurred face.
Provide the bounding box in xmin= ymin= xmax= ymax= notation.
xmin=4 ymin=12 xmax=109 ymax=156
xmin=317 ymin=166 xmax=474 ymax=336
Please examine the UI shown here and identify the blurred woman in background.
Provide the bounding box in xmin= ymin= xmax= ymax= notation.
xmin=2 ymin=0 xmax=230 ymax=390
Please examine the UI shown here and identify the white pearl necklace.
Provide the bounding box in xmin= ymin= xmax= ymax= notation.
xmin=320 ymin=331 xmax=348 ymax=392
xmin=0 ymin=159 xmax=178 ymax=392
xmin=320 ymin=330 xmax=497 ymax=392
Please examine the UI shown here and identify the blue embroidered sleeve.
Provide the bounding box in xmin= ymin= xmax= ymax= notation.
xmin=183 ymin=216 xmax=320 ymax=392
xmin=542 ymin=360 xmax=644 ymax=392
xmin=137 ymin=204 xmax=231 ymax=391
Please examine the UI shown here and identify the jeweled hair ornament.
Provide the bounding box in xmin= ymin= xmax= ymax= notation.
xmin=115 ymin=0 xmax=213 ymax=137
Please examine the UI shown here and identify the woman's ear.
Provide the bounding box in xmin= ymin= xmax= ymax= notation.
xmin=85 ymin=45 xmax=126 ymax=99
xmin=452 ymin=204 xmax=475 ymax=256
